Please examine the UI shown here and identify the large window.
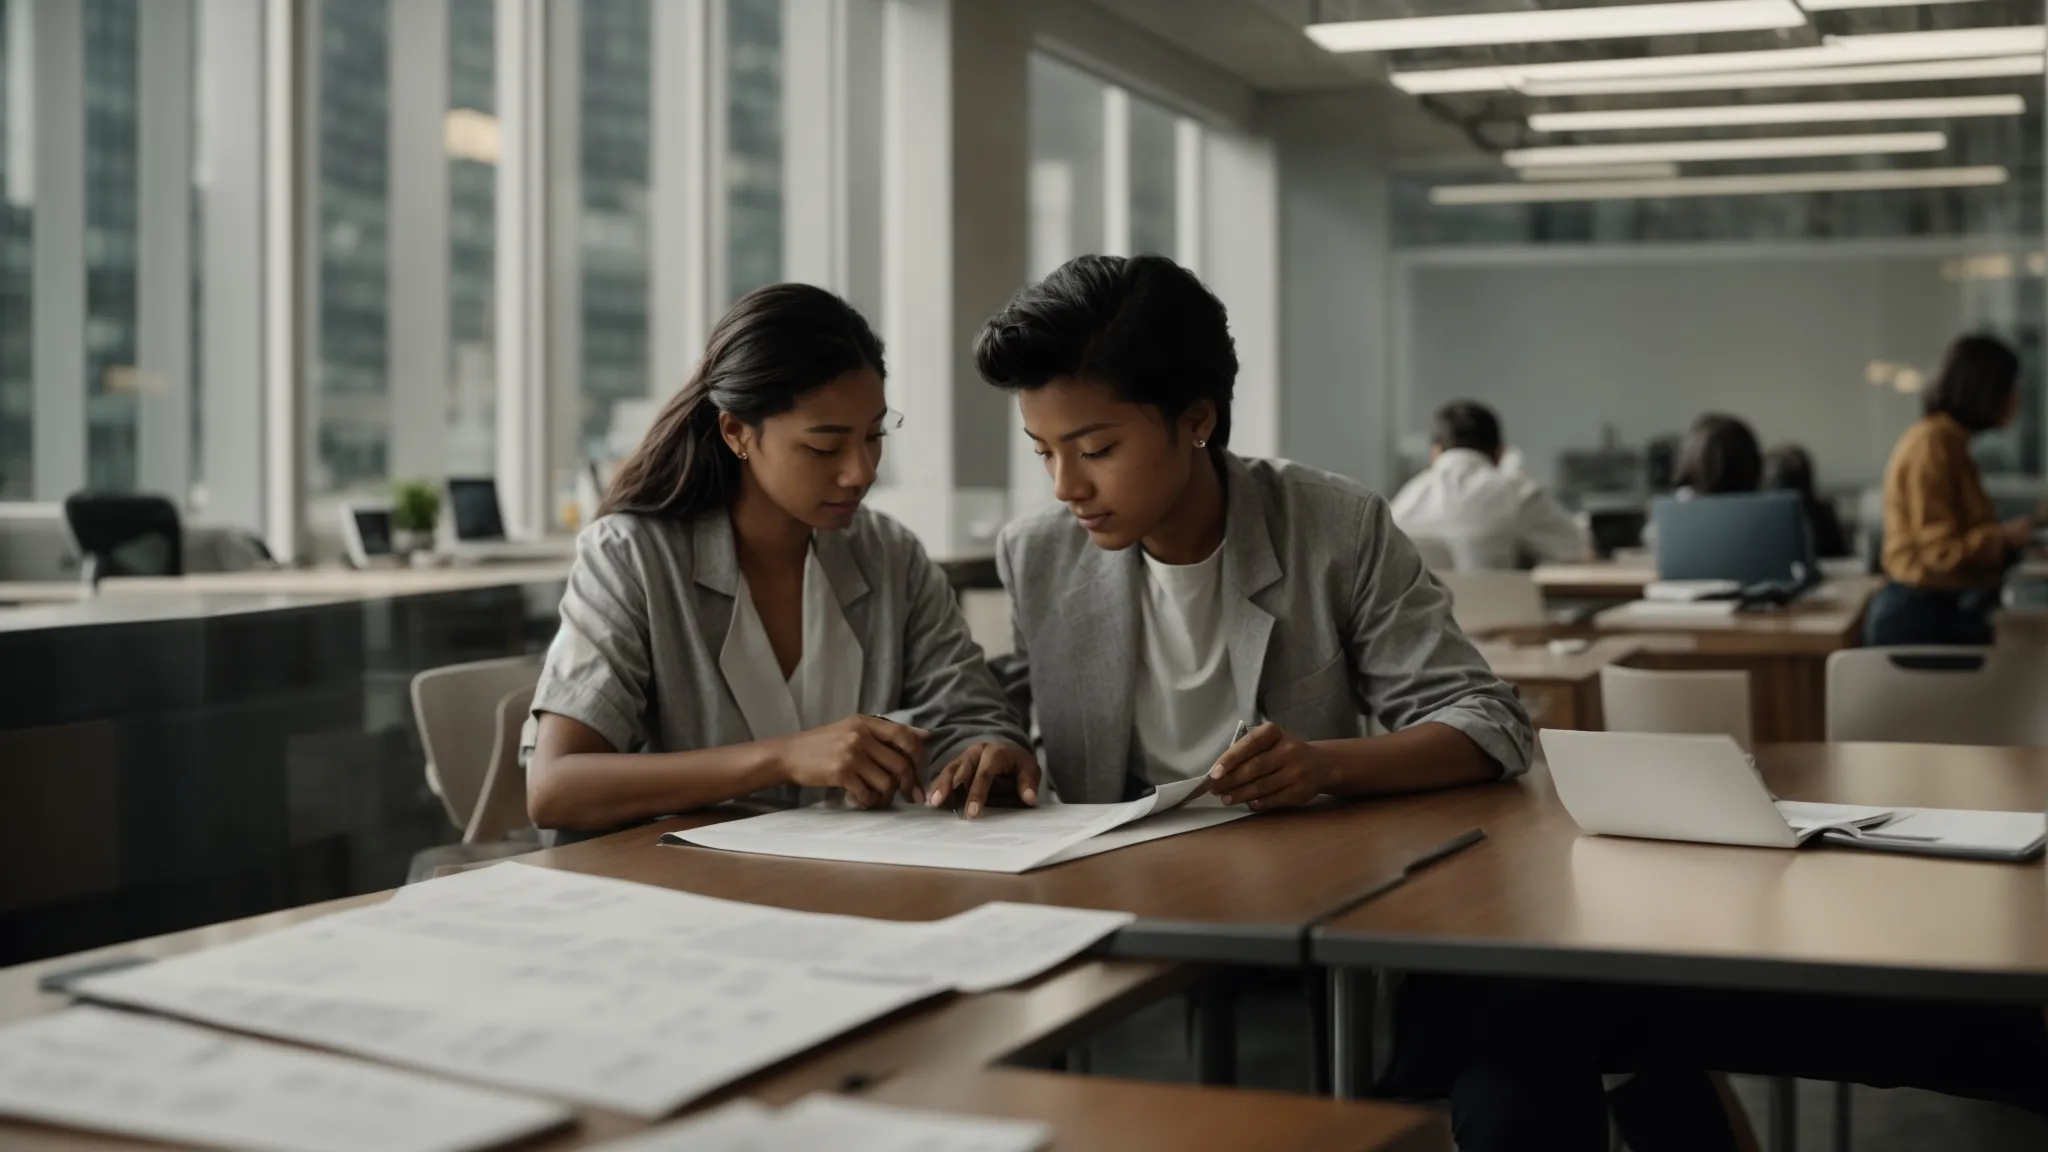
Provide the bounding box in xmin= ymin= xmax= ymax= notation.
xmin=1027 ymin=55 xmax=1104 ymax=277
xmin=724 ymin=0 xmax=781 ymax=303
xmin=447 ymin=0 xmax=493 ymax=477
xmin=578 ymin=0 xmax=651 ymax=469
xmin=311 ymin=0 xmax=390 ymax=500
xmin=1126 ymin=95 xmax=1178 ymax=260
xmin=83 ymin=0 xmax=137 ymax=492
xmin=0 ymin=0 xmax=32 ymax=499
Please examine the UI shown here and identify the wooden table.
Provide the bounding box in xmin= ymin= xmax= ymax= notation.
xmin=1531 ymin=562 xmax=1657 ymax=601
xmin=97 ymin=561 xmax=573 ymax=598
xmin=1314 ymin=743 xmax=2048 ymax=1005
xmin=0 ymin=581 xmax=86 ymax=606
xmin=523 ymin=789 xmax=1530 ymax=968
xmin=868 ymin=1068 xmax=1449 ymax=1151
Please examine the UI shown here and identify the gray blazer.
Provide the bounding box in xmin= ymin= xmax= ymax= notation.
xmin=993 ymin=454 xmax=1532 ymax=804
xmin=530 ymin=507 xmax=1028 ymax=807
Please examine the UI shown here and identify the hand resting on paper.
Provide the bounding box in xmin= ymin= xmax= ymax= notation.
xmin=772 ymin=715 xmax=931 ymax=809
xmin=1207 ymin=722 xmax=1332 ymax=811
xmin=927 ymin=742 xmax=1042 ymax=819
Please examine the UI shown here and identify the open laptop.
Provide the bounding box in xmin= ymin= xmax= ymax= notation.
xmin=445 ymin=477 xmax=575 ymax=562
xmin=1540 ymin=730 xmax=2048 ymax=860
xmin=1651 ymin=490 xmax=1816 ymax=591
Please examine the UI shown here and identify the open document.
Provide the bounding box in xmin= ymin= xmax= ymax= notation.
xmin=75 ymin=864 xmax=1132 ymax=1116
xmin=666 ymin=772 xmax=1253 ymax=873
xmin=591 ymin=1096 xmax=1050 ymax=1152
xmin=0 ymin=1006 xmax=570 ymax=1152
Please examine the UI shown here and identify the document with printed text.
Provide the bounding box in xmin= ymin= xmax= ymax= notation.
xmin=587 ymin=1094 xmax=1052 ymax=1152
xmin=0 ymin=1006 xmax=570 ymax=1152
xmin=665 ymin=773 xmax=1252 ymax=873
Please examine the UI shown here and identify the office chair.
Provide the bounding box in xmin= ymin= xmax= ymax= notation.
xmin=62 ymin=492 xmax=183 ymax=586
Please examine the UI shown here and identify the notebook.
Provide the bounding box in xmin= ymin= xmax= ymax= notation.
xmin=1540 ymin=730 xmax=2047 ymax=862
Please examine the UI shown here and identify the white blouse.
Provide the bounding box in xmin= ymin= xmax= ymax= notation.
xmin=718 ymin=544 xmax=864 ymax=742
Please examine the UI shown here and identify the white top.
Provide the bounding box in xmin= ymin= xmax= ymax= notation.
xmin=1389 ymin=447 xmax=1588 ymax=573
xmin=719 ymin=544 xmax=863 ymax=741
xmin=1132 ymin=541 xmax=1241 ymax=786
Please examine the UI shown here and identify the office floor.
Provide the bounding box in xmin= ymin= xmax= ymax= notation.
xmin=1079 ymin=982 xmax=2048 ymax=1150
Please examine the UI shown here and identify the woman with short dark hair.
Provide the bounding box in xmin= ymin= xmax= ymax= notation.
xmin=1763 ymin=443 xmax=1850 ymax=560
xmin=1672 ymin=413 xmax=1763 ymax=495
xmin=1867 ymin=333 xmax=2035 ymax=646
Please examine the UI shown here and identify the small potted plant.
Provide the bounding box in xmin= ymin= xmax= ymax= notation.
xmin=391 ymin=479 xmax=442 ymax=557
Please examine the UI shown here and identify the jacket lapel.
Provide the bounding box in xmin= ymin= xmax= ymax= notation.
xmin=1219 ymin=455 xmax=1282 ymax=723
xmin=1061 ymin=541 xmax=1141 ymax=802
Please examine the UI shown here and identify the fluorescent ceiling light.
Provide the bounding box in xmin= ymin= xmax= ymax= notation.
xmin=1305 ymin=0 xmax=1803 ymax=55
xmin=1389 ymin=25 xmax=2046 ymax=94
xmin=1504 ymin=130 xmax=1947 ymax=168
xmin=1800 ymin=0 xmax=1987 ymax=9
xmin=1522 ymin=163 xmax=1682 ymax=181
xmin=1529 ymin=94 xmax=2023 ymax=133
xmin=1431 ymin=165 xmax=2008 ymax=205
xmin=1518 ymin=53 xmax=2044 ymax=96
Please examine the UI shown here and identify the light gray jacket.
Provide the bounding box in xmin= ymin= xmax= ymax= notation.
xmin=530 ymin=507 xmax=1027 ymax=807
xmin=992 ymin=453 xmax=1532 ymax=803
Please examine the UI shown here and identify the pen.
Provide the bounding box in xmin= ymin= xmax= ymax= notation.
xmin=1327 ymin=828 xmax=1489 ymax=917
xmin=1192 ymin=720 xmax=1254 ymax=802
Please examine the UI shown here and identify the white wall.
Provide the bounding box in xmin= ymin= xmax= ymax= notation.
xmin=1395 ymin=244 xmax=2024 ymax=492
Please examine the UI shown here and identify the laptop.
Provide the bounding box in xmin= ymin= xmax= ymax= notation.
xmin=339 ymin=504 xmax=400 ymax=569
xmin=1651 ymin=490 xmax=1815 ymax=591
xmin=1540 ymin=730 xmax=2046 ymax=860
xmin=445 ymin=477 xmax=575 ymax=562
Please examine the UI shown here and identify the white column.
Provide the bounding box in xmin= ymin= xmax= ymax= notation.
xmin=1173 ymin=117 xmax=1202 ymax=273
xmin=136 ymin=0 xmax=196 ymax=501
xmin=650 ymin=0 xmax=714 ymax=394
xmin=1100 ymin=84 xmax=1128 ymax=258
xmin=840 ymin=0 xmax=885 ymax=323
xmin=781 ymin=0 xmax=843 ymax=293
xmin=1202 ymin=127 xmax=1278 ymax=459
xmin=29 ymin=0 xmax=83 ymax=498
xmin=199 ymin=0 xmax=266 ymax=532
xmin=387 ymin=0 xmax=450 ymax=482
xmin=493 ymin=0 xmax=544 ymax=534
xmin=542 ymin=0 xmax=581 ymax=529
xmin=264 ymin=0 xmax=310 ymax=560
xmin=877 ymin=0 xmax=953 ymax=549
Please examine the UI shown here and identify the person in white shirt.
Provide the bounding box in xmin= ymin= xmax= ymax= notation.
xmin=1389 ymin=401 xmax=1588 ymax=571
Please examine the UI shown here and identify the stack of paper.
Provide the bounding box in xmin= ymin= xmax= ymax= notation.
xmin=591 ymin=1096 xmax=1051 ymax=1152
xmin=0 ymin=1006 xmax=569 ymax=1152
xmin=74 ymin=864 xmax=1133 ymax=1117
xmin=668 ymin=772 xmax=1251 ymax=873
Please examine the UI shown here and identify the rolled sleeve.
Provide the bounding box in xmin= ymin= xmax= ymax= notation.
xmin=530 ymin=524 xmax=654 ymax=755
xmin=1348 ymin=496 xmax=1534 ymax=779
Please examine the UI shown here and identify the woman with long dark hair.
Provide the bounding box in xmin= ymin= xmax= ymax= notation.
xmin=1671 ymin=413 xmax=1764 ymax=495
xmin=525 ymin=284 xmax=1031 ymax=831
xmin=1867 ymin=333 xmax=2036 ymax=646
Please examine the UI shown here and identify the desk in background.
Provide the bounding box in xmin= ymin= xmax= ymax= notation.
xmin=1478 ymin=636 xmax=1697 ymax=731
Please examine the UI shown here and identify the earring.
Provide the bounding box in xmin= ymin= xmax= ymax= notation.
xmin=738 ymin=451 xmax=749 ymax=461
xmin=1194 ymin=439 xmax=1207 ymax=448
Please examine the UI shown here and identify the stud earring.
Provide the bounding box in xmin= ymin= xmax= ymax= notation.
xmin=738 ymin=451 xmax=749 ymax=461
xmin=1194 ymin=439 xmax=1207 ymax=448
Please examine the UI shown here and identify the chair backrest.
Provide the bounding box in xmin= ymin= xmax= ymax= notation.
xmin=1599 ymin=665 xmax=1753 ymax=752
xmin=465 ymin=684 xmax=539 ymax=844
xmin=1409 ymin=535 xmax=1458 ymax=573
xmin=1434 ymin=570 xmax=1546 ymax=637
xmin=63 ymin=492 xmax=183 ymax=580
xmin=1826 ymin=647 xmax=2048 ymax=746
xmin=412 ymin=656 xmax=544 ymax=833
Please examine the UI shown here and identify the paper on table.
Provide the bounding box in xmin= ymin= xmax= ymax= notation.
xmin=666 ymin=772 xmax=1242 ymax=873
xmin=391 ymin=863 xmax=1133 ymax=993
xmin=588 ymin=1093 xmax=1051 ymax=1152
xmin=0 ymin=1006 xmax=570 ymax=1152
xmin=76 ymin=891 xmax=939 ymax=1118
xmin=1774 ymin=800 xmax=1896 ymax=839
xmin=1822 ymin=806 xmax=2047 ymax=860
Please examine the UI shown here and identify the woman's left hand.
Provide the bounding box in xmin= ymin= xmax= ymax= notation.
xmin=1207 ymin=722 xmax=1332 ymax=810
xmin=928 ymin=742 xmax=1041 ymax=818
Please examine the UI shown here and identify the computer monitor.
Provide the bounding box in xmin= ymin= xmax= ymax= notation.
xmin=340 ymin=505 xmax=396 ymax=568
xmin=447 ymin=477 xmax=509 ymax=543
xmin=1652 ymin=490 xmax=1816 ymax=588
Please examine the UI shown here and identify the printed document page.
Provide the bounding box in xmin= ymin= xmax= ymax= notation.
xmin=668 ymin=773 xmax=1248 ymax=873
xmin=0 ymin=1006 xmax=570 ymax=1152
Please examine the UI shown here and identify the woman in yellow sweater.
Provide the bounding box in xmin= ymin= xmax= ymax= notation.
xmin=1868 ymin=334 xmax=2036 ymax=646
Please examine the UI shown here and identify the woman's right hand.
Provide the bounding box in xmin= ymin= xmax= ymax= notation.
xmin=769 ymin=716 xmax=928 ymax=809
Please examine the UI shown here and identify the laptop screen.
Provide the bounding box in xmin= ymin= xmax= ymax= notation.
xmin=351 ymin=509 xmax=394 ymax=556
xmin=448 ymin=478 xmax=507 ymax=542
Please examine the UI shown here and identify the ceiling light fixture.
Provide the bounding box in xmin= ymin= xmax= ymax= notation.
xmin=1521 ymin=163 xmax=1683 ymax=181
xmin=1504 ymin=130 xmax=1947 ymax=168
xmin=1516 ymin=53 xmax=2044 ymax=97
xmin=1305 ymin=0 xmax=1804 ymax=55
xmin=1529 ymin=94 xmax=2022 ymax=133
xmin=1430 ymin=165 xmax=2008 ymax=205
xmin=1388 ymin=25 xmax=2046 ymax=94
